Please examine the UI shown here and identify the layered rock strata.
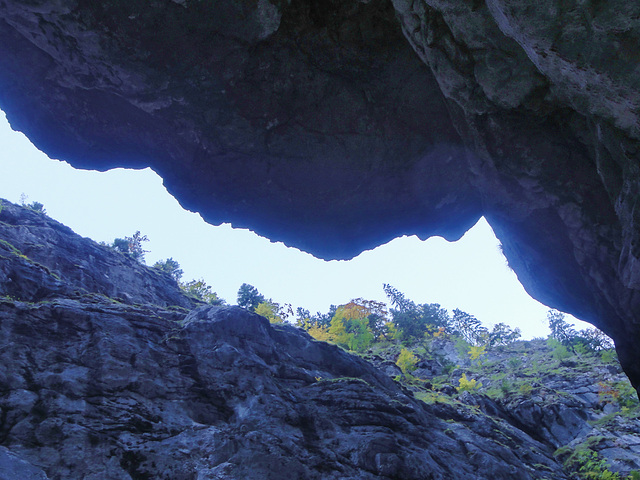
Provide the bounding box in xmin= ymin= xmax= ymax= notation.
xmin=0 ymin=201 xmax=572 ymax=479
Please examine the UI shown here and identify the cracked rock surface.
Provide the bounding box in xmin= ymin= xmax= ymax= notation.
xmin=0 ymin=201 xmax=574 ymax=479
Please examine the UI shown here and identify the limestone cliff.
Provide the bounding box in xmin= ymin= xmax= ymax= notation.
xmin=2 ymin=200 xmax=640 ymax=479
xmin=0 ymin=200 xmax=577 ymax=479
xmin=0 ymin=0 xmax=638 ymax=391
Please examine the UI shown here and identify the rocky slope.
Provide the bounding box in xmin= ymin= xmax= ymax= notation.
xmin=366 ymin=338 xmax=640 ymax=478
xmin=0 ymin=200 xmax=567 ymax=479
xmin=1 ymin=200 xmax=639 ymax=479
xmin=0 ymin=202 xmax=194 ymax=309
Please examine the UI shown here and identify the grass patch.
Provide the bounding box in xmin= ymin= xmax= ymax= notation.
xmin=0 ymin=239 xmax=61 ymax=280
xmin=315 ymin=376 xmax=371 ymax=388
xmin=0 ymin=239 xmax=29 ymax=260
xmin=415 ymin=390 xmax=455 ymax=405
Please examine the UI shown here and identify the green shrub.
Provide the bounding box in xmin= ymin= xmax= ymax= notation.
xmin=457 ymin=373 xmax=481 ymax=393
xmin=468 ymin=345 xmax=487 ymax=365
xmin=455 ymin=337 xmax=472 ymax=358
xmin=547 ymin=338 xmax=572 ymax=361
xmin=615 ymin=381 xmax=640 ymax=409
xmin=255 ymin=301 xmax=284 ymax=324
xmin=556 ymin=438 xmax=625 ymax=480
xmin=111 ymin=231 xmax=149 ymax=262
xmin=519 ymin=383 xmax=533 ymax=396
xmin=26 ymin=201 xmax=46 ymax=214
xmin=508 ymin=357 xmax=522 ymax=369
xmin=180 ymin=279 xmax=225 ymax=305
xmin=600 ymin=349 xmax=618 ymax=364
xmin=153 ymin=257 xmax=183 ymax=281
xmin=568 ymin=449 xmax=620 ymax=480
xmin=328 ymin=313 xmax=373 ymax=352
xmin=501 ymin=378 xmax=513 ymax=396
xmin=415 ymin=390 xmax=455 ymax=405
xmin=396 ymin=348 xmax=418 ymax=376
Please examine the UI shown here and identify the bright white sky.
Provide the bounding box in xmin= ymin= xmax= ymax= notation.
xmin=0 ymin=110 xmax=592 ymax=338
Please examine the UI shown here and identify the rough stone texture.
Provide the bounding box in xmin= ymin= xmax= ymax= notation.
xmin=0 ymin=1 xmax=638 ymax=391
xmin=0 ymin=0 xmax=479 ymax=258
xmin=0 ymin=200 xmax=194 ymax=308
xmin=0 ymin=205 xmax=575 ymax=478
xmin=389 ymin=336 xmax=640 ymax=476
xmin=0 ymin=446 xmax=49 ymax=480
xmin=390 ymin=0 xmax=640 ymax=393
xmin=0 ymin=299 xmax=572 ymax=479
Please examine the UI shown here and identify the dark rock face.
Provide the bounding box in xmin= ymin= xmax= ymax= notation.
xmin=0 ymin=203 xmax=575 ymax=479
xmin=0 ymin=300 xmax=571 ymax=479
xmin=389 ymin=337 xmax=640 ymax=476
xmin=391 ymin=0 xmax=640 ymax=393
xmin=0 ymin=0 xmax=479 ymax=258
xmin=0 ymin=201 xmax=194 ymax=309
xmin=0 ymin=1 xmax=638 ymax=390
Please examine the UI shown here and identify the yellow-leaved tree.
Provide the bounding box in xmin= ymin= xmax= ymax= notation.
xmin=255 ymin=301 xmax=284 ymax=324
xmin=327 ymin=302 xmax=374 ymax=352
xmin=457 ymin=373 xmax=481 ymax=392
xmin=396 ymin=348 xmax=418 ymax=378
xmin=468 ymin=345 xmax=487 ymax=365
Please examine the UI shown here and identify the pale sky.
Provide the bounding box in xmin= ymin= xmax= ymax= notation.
xmin=0 ymin=110 xmax=592 ymax=338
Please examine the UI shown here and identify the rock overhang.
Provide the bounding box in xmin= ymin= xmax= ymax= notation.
xmin=0 ymin=0 xmax=638 ymax=391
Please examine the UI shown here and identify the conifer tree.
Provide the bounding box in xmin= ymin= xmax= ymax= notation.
xmin=237 ymin=283 xmax=265 ymax=311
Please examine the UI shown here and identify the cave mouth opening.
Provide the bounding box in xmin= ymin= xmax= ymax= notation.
xmin=0 ymin=108 xmax=595 ymax=340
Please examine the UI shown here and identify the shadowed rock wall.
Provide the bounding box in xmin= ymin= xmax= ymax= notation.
xmin=0 ymin=202 xmax=576 ymax=479
xmin=0 ymin=0 xmax=638 ymax=390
